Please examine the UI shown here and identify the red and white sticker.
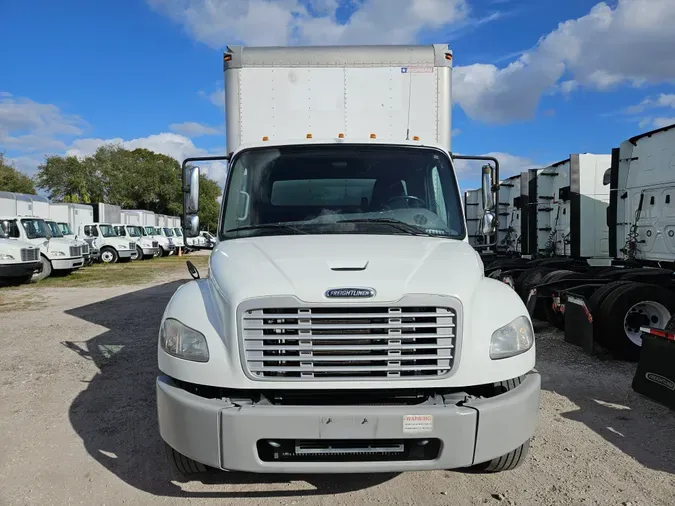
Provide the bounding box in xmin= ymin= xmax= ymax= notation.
xmin=403 ymin=414 xmax=433 ymax=433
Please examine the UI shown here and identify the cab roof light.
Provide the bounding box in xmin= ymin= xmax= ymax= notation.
xmin=262 ymin=136 xmax=269 ymax=141
xmin=370 ymin=133 xmax=376 ymax=139
xmin=338 ymin=133 xmax=344 ymax=138
xmin=306 ymin=133 xmax=313 ymax=139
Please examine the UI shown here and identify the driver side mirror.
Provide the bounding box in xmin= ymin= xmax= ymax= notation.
xmin=183 ymin=165 xmax=200 ymax=238
xmin=481 ymin=164 xmax=497 ymax=237
xmin=482 ymin=211 xmax=497 ymax=236
xmin=185 ymin=215 xmax=200 ymax=238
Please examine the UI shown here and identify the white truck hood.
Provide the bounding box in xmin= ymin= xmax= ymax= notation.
xmin=210 ymin=235 xmax=483 ymax=303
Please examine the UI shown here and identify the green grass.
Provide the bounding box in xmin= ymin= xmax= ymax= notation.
xmin=32 ymin=253 xmax=211 ymax=288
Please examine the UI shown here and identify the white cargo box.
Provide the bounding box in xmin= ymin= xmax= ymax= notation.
xmin=223 ymin=44 xmax=453 ymax=154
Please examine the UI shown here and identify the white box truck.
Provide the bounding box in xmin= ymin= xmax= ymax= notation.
xmin=158 ymin=44 xmax=539 ymax=476
xmin=123 ymin=209 xmax=175 ymax=257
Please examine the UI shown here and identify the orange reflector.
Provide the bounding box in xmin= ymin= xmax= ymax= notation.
xmin=338 ymin=133 xmax=344 ymax=138
xmin=413 ymin=136 xmax=420 ymax=141
xmin=224 ymin=53 xmax=232 ymax=62
xmin=262 ymin=136 xmax=268 ymax=141
xmin=445 ymin=53 xmax=452 ymax=61
xmin=370 ymin=133 xmax=376 ymax=139
xmin=306 ymin=133 xmax=312 ymax=139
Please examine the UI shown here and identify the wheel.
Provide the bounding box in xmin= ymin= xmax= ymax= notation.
xmin=161 ymin=248 xmax=171 ymax=257
xmin=153 ymin=248 xmax=162 ymax=258
xmin=132 ymin=245 xmax=142 ymax=260
xmin=100 ymin=246 xmax=118 ymax=264
xmin=471 ymin=440 xmax=531 ymax=472
xmin=33 ymin=255 xmax=52 ymax=281
xmin=518 ymin=267 xmax=556 ymax=301
xmin=597 ymin=282 xmax=675 ymax=361
xmin=164 ymin=442 xmax=208 ymax=476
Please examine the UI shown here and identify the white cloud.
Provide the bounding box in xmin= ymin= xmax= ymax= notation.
xmin=625 ymin=93 xmax=675 ymax=114
xmin=198 ymin=88 xmax=224 ymax=108
xmin=453 ymin=0 xmax=675 ymax=123
xmin=148 ymin=0 xmax=470 ymax=46
xmin=169 ymin=121 xmax=223 ymax=137
xmin=66 ymin=133 xmax=229 ymax=185
xmin=653 ymin=117 xmax=675 ymax=128
xmin=453 ymin=151 xmax=540 ymax=179
xmin=1 ymin=134 xmax=67 ymax=153
xmin=0 ymin=92 xmax=85 ymax=138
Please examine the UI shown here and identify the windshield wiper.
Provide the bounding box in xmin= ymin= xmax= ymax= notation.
xmin=336 ymin=218 xmax=431 ymax=236
xmin=226 ymin=223 xmax=308 ymax=234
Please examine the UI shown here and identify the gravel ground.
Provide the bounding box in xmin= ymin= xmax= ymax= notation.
xmin=1 ymin=268 xmax=674 ymax=506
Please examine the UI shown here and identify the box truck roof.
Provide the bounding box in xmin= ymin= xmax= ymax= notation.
xmin=223 ymin=44 xmax=453 ymax=154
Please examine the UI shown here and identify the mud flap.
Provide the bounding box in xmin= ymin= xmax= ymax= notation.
xmin=632 ymin=333 xmax=675 ymax=409
xmin=525 ymin=288 xmax=538 ymax=317
xmin=562 ymin=294 xmax=595 ymax=355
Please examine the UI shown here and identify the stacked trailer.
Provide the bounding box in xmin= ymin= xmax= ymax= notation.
xmin=487 ymin=155 xmax=611 ymax=316
xmin=496 ymin=173 xmax=526 ymax=256
xmin=553 ymin=124 xmax=675 ymax=388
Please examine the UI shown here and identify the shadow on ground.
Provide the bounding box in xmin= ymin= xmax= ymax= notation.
xmin=535 ymin=322 xmax=675 ymax=476
xmin=65 ymin=280 xmax=396 ymax=498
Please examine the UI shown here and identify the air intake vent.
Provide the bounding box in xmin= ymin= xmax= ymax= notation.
xmin=20 ymin=248 xmax=40 ymax=262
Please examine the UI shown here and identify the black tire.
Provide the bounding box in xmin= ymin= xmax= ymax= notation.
xmin=99 ymin=246 xmax=119 ymax=264
xmin=518 ymin=267 xmax=556 ymax=301
xmin=164 ymin=442 xmax=208 ymax=475
xmin=665 ymin=315 xmax=675 ymax=332
xmin=161 ymin=248 xmax=171 ymax=257
xmin=133 ymin=245 xmax=142 ymax=261
xmin=34 ymin=255 xmax=52 ymax=281
xmin=471 ymin=440 xmax=531 ymax=473
xmin=597 ymin=282 xmax=675 ymax=361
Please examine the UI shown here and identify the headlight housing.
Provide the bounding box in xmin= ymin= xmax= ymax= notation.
xmin=51 ymin=250 xmax=66 ymax=257
xmin=490 ymin=315 xmax=534 ymax=360
xmin=160 ymin=318 xmax=209 ymax=362
xmin=0 ymin=253 xmax=15 ymax=260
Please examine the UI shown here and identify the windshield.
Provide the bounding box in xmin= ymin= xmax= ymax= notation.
xmin=144 ymin=226 xmax=156 ymax=235
xmin=220 ymin=145 xmax=465 ymax=240
xmin=58 ymin=222 xmax=73 ymax=235
xmin=46 ymin=221 xmax=64 ymax=238
xmin=173 ymin=228 xmax=183 ymax=236
xmin=163 ymin=227 xmax=173 ymax=236
xmin=99 ymin=224 xmax=116 ymax=237
xmin=20 ymin=218 xmax=50 ymax=239
xmin=128 ymin=226 xmax=142 ymax=237
xmin=113 ymin=226 xmax=126 ymax=237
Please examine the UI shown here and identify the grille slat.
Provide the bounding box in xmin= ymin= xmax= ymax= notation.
xmin=242 ymin=305 xmax=457 ymax=380
xmin=152 ymin=241 xmax=159 ymax=248
xmin=69 ymin=246 xmax=82 ymax=257
xmin=129 ymin=242 xmax=135 ymax=250
xmin=20 ymin=248 xmax=40 ymax=262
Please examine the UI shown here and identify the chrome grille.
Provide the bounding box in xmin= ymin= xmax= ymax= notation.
xmin=20 ymin=248 xmax=40 ymax=262
xmin=129 ymin=242 xmax=135 ymax=250
xmin=82 ymin=244 xmax=89 ymax=255
xmin=152 ymin=241 xmax=159 ymax=248
xmin=69 ymin=246 xmax=82 ymax=257
xmin=241 ymin=305 xmax=456 ymax=380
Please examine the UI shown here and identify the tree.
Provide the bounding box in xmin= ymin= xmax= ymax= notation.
xmin=35 ymin=154 xmax=102 ymax=203
xmin=0 ymin=154 xmax=36 ymax=194
xmin=198 ymin=174 xmax=222 ymax=232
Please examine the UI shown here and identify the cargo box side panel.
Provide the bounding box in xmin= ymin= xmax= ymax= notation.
xmin=576 ymin=154 xmax=612 ymax=259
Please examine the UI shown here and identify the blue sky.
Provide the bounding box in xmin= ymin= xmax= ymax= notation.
xmin=1 ymin=0 xmax=674 ymax=190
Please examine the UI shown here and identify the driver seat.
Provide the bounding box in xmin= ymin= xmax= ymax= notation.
xmin=369 ymin=176 xmax=406 ymax=211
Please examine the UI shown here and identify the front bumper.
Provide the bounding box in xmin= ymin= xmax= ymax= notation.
xmin=118 ymin=249 xmax=134 ymax=259
xmin=157 ymin=372 xmax=540 ymax=473
xmin=51 ymin=257 xmax=84 ymax=270
xmin=142 ymin=247 xmax=157 ymax=255
xmin=0 ymin=261 xmax=42 ymax=278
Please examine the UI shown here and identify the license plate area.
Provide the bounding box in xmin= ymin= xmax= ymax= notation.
xmin=257 ymin=438 xmax=441 ymax=462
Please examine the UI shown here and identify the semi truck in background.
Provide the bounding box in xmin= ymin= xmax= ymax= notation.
xmin=157 ymin=44 xmax=540 ymax=477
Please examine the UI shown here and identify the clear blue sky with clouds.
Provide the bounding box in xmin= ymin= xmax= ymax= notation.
xmin=1 ymin=0 xmax=674 ymax=191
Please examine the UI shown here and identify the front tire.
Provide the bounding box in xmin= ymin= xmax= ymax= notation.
xmin=471 ymin=440 xmax=531 ymax=472
xmin=34 ymin=255 xmax=52 ymax=281
xmin=164 ymin=442 xmax=209 ymax=476
xmin=100 ymin=246 xmax=118 ymax=264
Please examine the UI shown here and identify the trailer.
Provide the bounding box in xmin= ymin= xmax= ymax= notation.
xmin=92 ymin=203 xmax=122 ymax=224
xmin=529 ymin=124 xmax=675 ymax=367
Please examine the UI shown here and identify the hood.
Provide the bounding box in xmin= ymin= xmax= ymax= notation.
xmin=44 ymin=237 xmax=75 ymax=254
xmin=209 ymin=234 xmax=484 ymax=303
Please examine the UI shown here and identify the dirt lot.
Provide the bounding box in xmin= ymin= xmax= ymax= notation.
xmin=1 ymin=256 xmax=673 ymax=506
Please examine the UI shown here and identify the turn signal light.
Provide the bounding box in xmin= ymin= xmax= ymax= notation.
xmin=338 ymin=133 xmax=344 ymax=138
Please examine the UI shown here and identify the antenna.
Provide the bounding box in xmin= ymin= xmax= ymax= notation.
xmin=405 ymin=71 xmax=413 ymax=140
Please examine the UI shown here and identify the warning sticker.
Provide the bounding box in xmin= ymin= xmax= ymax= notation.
xmin=401 ymin=67 xmax=434 ymax=74
xmin=403 ymin=414 xmax=433 ymax=433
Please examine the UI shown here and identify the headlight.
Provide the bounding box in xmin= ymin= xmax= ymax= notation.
xmin=160 ymin=318 xmax=209 ymax=362
xmin=490 ymin=315 xmax=534 ymax=360
xmin=51 ymin=250 xmax=66 ymax=257
xmin=0 ymin=253 xmax=14 ymax=260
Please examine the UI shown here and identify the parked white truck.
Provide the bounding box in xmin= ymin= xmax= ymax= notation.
xmin=112 ymin=223 xmax=160 ymax=259
xmin=0 ymin=237 xmax=42 ymax=285
xmin=50 ymin=202 xmax=100 ymax=263
xmin=157 ymin=44 xmax=540 ymax=476
xmin=76 ymin=223 xmax=136 ymax=263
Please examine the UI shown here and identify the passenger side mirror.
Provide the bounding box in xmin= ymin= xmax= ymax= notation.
xmin=185 ymin=215 xmax=200 ymax=238
xmin=482 ymin=211 xmax=497 ymax=236
xmin=184 ymin=165 xmax=200 ymax=214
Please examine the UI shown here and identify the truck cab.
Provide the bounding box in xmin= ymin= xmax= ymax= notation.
xmin=112 ymin=223 xmax=160 ymax=260
xmin=0 ymin=216 xmax=84 ymax=280
xmin=144 ymin=226 xmax=175 ymax=257
xmin=78 ymin=223 xmax=135 ymax=264
xmin=169 ymin=227 xmax=185 ymax=249
xmin=0 ymin=237 xmax=42 ymax=285
xmin=56 ymin=221 xmax=100 ymax=263
xmin=44 ymin=219 xmax=93 ymax=266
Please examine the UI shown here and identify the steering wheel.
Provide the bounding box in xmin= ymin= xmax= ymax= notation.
xmin=384 ymin=195 xmax=427 ymax=209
